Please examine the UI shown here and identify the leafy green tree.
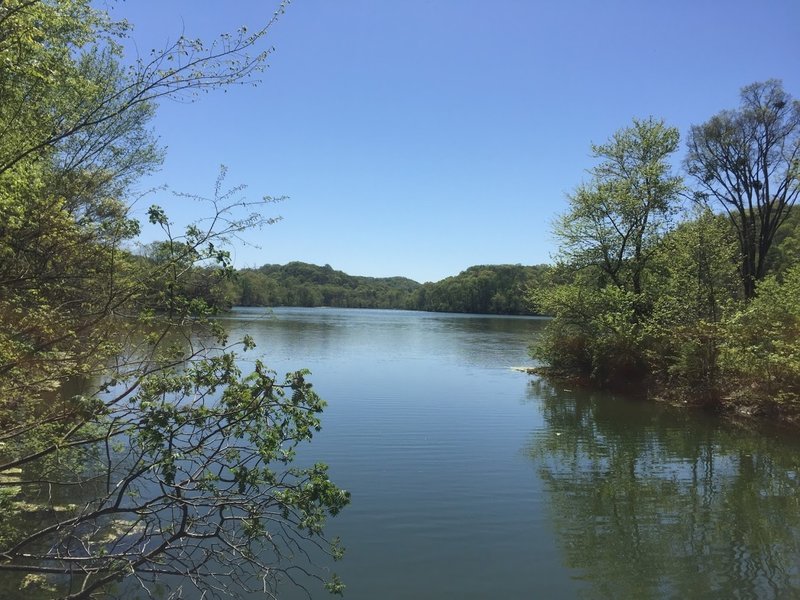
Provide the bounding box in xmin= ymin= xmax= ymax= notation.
xmin=686 ymin=80 xmax=800 ymax=299
xmin=643 ymin=209 xmax=741 ymax=398
xmin=764 ymin=205 xmax=800 ymax=279
xmin=531 ymin=118 xmax=683 ymax=383
xmin=412 ymin=265 xmax=546 ymax=315
xmin=555 ymin=117 xmax=682 ymax=299
xmin=530 ymin=281 xmax=646 ymax=383
xmin=0 ymin=0 xmax=287 ymax=178
xmin=1 ymin=174 xmax=351 ymax=599
xmin=0 ymin=2 xmax=349 ymax=597
xmin=0 ymin=158 xmax=139 ymax=415
xmin=719 ymin=263 xmax=800 ymax=411
xmin=236 ymin=261 xmax=421 ymax=310
xmin=237 ymin=268 xmax=282 ymax=306
xmin=533 ymin=103 xmax=800 ymax=419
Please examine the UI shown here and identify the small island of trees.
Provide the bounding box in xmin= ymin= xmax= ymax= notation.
xmin=531 ymin=81 xmax=800 ymax=424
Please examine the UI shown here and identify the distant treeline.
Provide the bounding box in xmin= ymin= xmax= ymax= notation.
xmin=236 ymin=262 xmax=419 ymax=309
xmin=410 ymin=264 xmax=548 ymax=314
xmin=226 ymin=262 xmax=548 ymax=315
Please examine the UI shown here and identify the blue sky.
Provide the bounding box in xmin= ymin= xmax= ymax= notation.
xmin=111 ymin=0 xmax=800 ymax=283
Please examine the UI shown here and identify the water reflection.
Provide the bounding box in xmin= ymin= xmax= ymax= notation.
xmin=528 ymin=378 xmax=800 ymax=599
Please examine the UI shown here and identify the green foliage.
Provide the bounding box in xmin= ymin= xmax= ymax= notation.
xmin=531 ymin=118 xmax=683 ymax=384
xmin=719 ymin=265 xmax=800 ymax=408
xmin=0 ymin=158 xmax=138 ymax=423
xmin=411 ymin=264 xmax=548 ymax=314
xmin=531 ymin=282 xmax=646 ymax=383
xmin=641 ymin=209 xmax=741 ymax=396
xmin=1 ymin=171 xmax=349 ymax=598
xmin=0 ymin=1 xmax=348 ymax=598
xmin=535 ymin=100 xmax=800 ymax=420
xmin=231 ymin=262 xmax=547 ymax=315
xmin=0 ymin=0 xmax=289 ymax=178
xmin=235 ymin=261 xmax=422 ymax=309
xmin=765 ymin=205 xmax=800 ymax=279
xmin=555 ymin=117 xmax=682 ymax=296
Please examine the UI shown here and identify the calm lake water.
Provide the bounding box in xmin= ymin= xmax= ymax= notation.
xmin=219 ymin=307 xmax=800 ymax=599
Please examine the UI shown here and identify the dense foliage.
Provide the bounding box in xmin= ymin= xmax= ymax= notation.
xmin=409 ymin=264 xmax=548 ymax=315
xmin=531 ymin=85 xmax=800 ymax=422
xmin=0 ymin=2 xmax=349 ymax=598
xmin=231 ymin=261 xmax=547 ymax=315
xmin=236 ymin=262 xmax=421 ymax=309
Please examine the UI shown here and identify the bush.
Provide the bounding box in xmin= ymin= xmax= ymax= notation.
xmin=720 ymin=264 xmax=800 ymax=407
xmin=531 ymin=283 xmax=647 ymax=385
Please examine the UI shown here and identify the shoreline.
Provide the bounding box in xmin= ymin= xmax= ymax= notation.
xmin=521 ymin=366 xmax=800 ymax=432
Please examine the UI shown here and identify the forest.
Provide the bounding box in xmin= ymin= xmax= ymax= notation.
xmin=162 ymin=259 xmax=549 ymax=314
xmin=227 ymin=262 xmax=547 ymax=314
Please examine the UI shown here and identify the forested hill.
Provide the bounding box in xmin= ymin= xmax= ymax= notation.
xmin=236 ymin=262 xmax=420 ymax=309
xmin=231 ymin=262 xmax=548 ymax=315
xmin=408 ymin=264 xmax=548 ymax=315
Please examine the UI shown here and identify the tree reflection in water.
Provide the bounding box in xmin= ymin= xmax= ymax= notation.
xmin=527 ymin=378 xmax=800 ymax=599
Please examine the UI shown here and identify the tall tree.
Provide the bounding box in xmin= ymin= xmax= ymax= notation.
xmin=685 ymin=80 xmax=800 ymax=299
xmin=555 ymin=117 xmax=682 ymax=299
xmin=529 ymin=118 xmax=683 ymax=383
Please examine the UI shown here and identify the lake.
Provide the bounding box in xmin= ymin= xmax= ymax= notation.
xmin=219 ymin=307 xmax=800 ymax=599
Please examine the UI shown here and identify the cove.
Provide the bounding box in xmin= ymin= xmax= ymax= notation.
xmin=219 ymin=307 xmax=800 ymax=599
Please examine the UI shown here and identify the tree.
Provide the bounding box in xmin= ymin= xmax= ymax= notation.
xmin=555 ymin=117 xmax=683 ymax=299
xmin=0 ymin=0 xmax=287 ymax=420
xmin=533 ymin=107 xmax=800 ymax=416
xmin=410 ymin=265 xmax=547 ymax=315
xmin=0 ymin=0 xmax=288 ymax=179
xmin=530 ymin=118 xmax=684 ymax=384
xmin=685 ymin=80 xmax=800 ymax=299
xmin=720 ymin=263 xmax=800 ymax=410
xmin=0 ymin=2 xmax=349 ymax=597
xmin=643 ymin=209 xmax=741 ymax=397
xmin=765 ymin=205 xmax=800 ymax=279
xmin=1 ymin=172 xmax=350 ymax=599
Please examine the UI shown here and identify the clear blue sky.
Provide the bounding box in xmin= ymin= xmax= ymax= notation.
xmin=110 ymin=0 xmax=800 ymax=283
